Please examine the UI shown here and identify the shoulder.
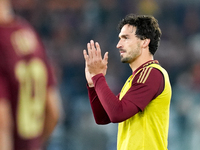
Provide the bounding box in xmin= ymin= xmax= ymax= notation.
xmin=15 ymin=16 xmax=31 ymax=26
xmin=133 ymin=67 xmax=164 ymax=98
xmin=135 ymin=67 xmax=163 ymax=84
xmin=12 ymin=16 xmax=36 ymax=33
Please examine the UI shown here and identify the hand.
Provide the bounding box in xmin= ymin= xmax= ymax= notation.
xmin=84 ymin=62 xmax=94 ymax=87
xmin=83 ymin=40 xmax=108 ymax=87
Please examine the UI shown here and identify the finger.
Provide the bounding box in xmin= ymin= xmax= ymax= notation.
xmin=83 ymin=49 xmax=90 ymax=64
xmin=90 ymin=40 xmax=95 ymax=50
xmin=95 ymin=42 xmax=102 ymax=59
xmin=87 ymin=42 xmax=91 ymax=51
xmin=103 ymin=52 xmax=109 ymax=64
xmin=83 ymin=49 xmax=88 ymax=60
xmin=90 ymin=40 xmax=97 ymax=58
xmin=87 ymin=42 xmax=93 ymax=59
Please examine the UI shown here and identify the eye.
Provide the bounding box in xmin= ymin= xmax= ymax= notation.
xmin=119 ymin=35 xmax=129 ymax=40
xmin=121 ymin=37 xmax=127 ymax=40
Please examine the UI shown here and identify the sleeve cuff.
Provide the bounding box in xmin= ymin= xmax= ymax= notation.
xmin=92 ymin=73 xmax=104 ymax=87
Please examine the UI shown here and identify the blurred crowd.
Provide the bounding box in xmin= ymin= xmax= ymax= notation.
xmin=12 ymin=0 xmax=200 ymax=149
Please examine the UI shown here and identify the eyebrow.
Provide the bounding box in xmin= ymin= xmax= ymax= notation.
xmin=119 ymin=34 xmax=129 ymax=39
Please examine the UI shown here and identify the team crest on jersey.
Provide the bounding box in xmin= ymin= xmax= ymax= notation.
xmin=11 ymin=29 xmax=38 ymax=56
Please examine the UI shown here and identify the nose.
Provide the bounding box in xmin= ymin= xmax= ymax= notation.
xmin=116 ymin=40 xmax=122 ymax=49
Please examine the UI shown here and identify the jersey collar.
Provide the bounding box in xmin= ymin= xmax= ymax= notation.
xmin=132 ymin=60 xmax=159 ymax=75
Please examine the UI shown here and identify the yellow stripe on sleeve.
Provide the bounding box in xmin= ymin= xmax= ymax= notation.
xmin=137 ymin=67 xmax=153 ymax=84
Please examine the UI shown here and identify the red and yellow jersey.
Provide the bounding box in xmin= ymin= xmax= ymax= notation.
xmin=0 ymin=16 xmax=55 ymax=150
xmin=117 ymin=63 xmax=172 ymax=150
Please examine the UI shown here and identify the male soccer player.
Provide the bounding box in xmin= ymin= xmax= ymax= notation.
xmin=83 ymin=14 xmax=172 ymax=150
xmin=0 ymin=0 xmax=60 ymax=149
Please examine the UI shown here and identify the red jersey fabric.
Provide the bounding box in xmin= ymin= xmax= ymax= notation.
xmin=0 ymin=16 xmax=55 ymax=150
xmin=87 ymin=60 xmax=164 ymax=124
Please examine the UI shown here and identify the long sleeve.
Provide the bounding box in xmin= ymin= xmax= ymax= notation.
xmin=87 ymin=86 xmax=111 ymax=124
xmin=91 ymin=68 xmax=164 ymax=123
xmin=92 ymin=74 xmax=140 ymax=123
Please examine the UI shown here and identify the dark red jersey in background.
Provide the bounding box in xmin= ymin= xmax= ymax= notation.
xmin=0 ymin=16 xmax=55 ymax=150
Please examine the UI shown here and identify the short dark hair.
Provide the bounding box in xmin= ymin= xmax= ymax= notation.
xmin=118 ymin=14 xmax=162 ymax=55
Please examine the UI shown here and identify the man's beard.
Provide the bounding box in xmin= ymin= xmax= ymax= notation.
xmin=120 ymin=53 xmax=138 ymax=64
xmin=120 ymin=45 xmax=141 ymax=64
xmin=121 ymin=56 xmax=131 ymax=63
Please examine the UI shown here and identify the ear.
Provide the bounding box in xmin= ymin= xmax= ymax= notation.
xmin=142 ymin=39 xmax=150 ymax=48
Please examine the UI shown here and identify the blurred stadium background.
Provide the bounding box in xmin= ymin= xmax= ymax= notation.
xmin=12 ymin=0 xmax=200 ymax=149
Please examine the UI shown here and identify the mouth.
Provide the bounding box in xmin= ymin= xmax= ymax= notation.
xmin=119 ymin=49 xmax=126 ymax=55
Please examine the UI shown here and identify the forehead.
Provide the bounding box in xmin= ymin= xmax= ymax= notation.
xmin=119 ymin=24 xmax=136 ymax=37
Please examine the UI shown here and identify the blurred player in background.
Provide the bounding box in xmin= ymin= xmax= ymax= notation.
xmin=0 ymin=0 xmax=60 ymax=149
xmin=83 ymin=14 xmax=172 ymax=150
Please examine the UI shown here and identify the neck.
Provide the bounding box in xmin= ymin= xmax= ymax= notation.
xmin=129 ymin=52 xmax=154 ymax=72
xmin=0 ymin=1 xmax=14 ymax=24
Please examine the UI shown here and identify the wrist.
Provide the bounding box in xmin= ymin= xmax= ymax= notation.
xmin=91 ymin=73 xmax=103 ymax=78
xmin=88 ymin=83 xmax=94 ymax=87
xmin=90 ymin=73 xmax=96 ymax=78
